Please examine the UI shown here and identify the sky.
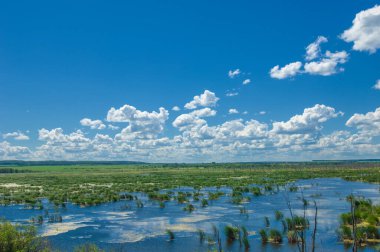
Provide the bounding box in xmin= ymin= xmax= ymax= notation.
xmin=0 ymin=0 xmax=380 ymax=162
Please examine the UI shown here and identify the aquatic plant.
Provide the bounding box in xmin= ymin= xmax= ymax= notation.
xmin=176 ymin=192 xmax=187 ymax=204
xmin=120 ymin=193 xmax=134 ymax=201
xmin=74 ymin=243 xmax=104 ymax=252
xmin=201 ymin=198 xmax=208 ymax=207
xmin=166 ymin=229 xmax=175 ymax=241
xmin=241 ymin=226 xmax=250 ymax=250
xmin=250 ymin=186 xmax=262 ymax=196
xmin=224 ymin=225 xmax=239 ymax=242
xmin=48 ymin=213 xmax=62 ymax=223
xmin=183 ymin=203 xmax=195 ymax=212
xmin=259 ymin=229 xmax=268 ymax=243
xmin=264 ymin=216 xmax=270 ymax=227
xmin=239 ymin=206 xmax=248 ymax=214
xmin=264 ymin=185 xmax=273 ymax=192
xmin=136 ymin=199 xmax=144 ymax=208
xmin=148 ymin=192 xmax=170 ymax=201
xmin=197 ymin=229 xmax=205 ymax=243
xmin=30 ymin=215 xmax=44 ymax=225
xmin=269 ymin=229 xmax=282 ymax=243
xmin=339 ymin=195 xmax=380 ymax=248
xmin=287 ymin=230 xmax=298 ymax=243
xmin=275 ymin=210 xmax=284 ymax=220
xmin=159 ymin=201 xmax=165 ymax=208
xmin=289 ymin=185 xmax=298 ymax=192
xmin=208 ymin=191 xmax=224 ymax=201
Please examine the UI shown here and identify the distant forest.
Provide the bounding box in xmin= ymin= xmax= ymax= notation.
xmin=0 ymin=159 xmax=379 ymax=167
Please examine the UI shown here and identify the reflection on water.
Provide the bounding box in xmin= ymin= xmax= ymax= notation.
xmin=1 ymin=178 xmax=379 ymax=251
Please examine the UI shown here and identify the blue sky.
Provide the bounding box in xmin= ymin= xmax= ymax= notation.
xmin=1 ymin=0 xmax=380 ymax=162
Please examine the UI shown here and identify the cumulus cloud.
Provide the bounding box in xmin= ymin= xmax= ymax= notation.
xmin=80 ymin=118 xmax=106 ymax=130
xmin=270 ymin=62 xmax=302 ymax=79
xmin=305 ymin=36 xmax=328 ymax=61
xmin=373 ymin=80 xmax=380 ymax=90
xmin=346 ymin=107 xmax=380 ymax=136
xmin=341 ymin=5 xmax=380 ymax=53
xmin=228 ymin=69 xmax=241 ymax=78
xmin=107 ymin=104 xmax=169 ymax=139
xmin=270 ymin=36 xmax=349 ymax=79
xmin=172 ymin=108 xmax=216 ymax=131
xmin=0 ymin=141 xmax=30 ymax=159
xmin=242 ymin=79 xmax=251 ymax=85
xmin=172 ymin=106 xmax=180 ymax=111
xmin=35 ymin=128 xmax=125 ymax=160
xmin=184 ymin=90 xmax=219 ymax=109
xmin=259 ymin=111 xmax=266 ymax=115
xmin=228 ymin=108 xmax=239 ymax=114
xmin=2 ymin=132 xmax=29 ymax=140
xmin=190 ymin=108 xmax=217 ymax=118
xmin=304 ymin=50 xmax=348 ymax=76
xmin=272 ymin=104 xmax=343 ymax=134
xmin=24 ymin=103 xmax=377 ymax=162
xmin=3 ymin=90 xmax=380 ymax=162
xmin=39 ymin=128 xmax=89 ymax=143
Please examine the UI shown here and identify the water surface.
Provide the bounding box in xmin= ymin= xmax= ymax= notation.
xmin=1 ymin=178 xmax=379 ymax=251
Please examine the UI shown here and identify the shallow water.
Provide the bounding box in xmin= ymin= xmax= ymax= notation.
xmin=1 ymin=178 xmax=379 ymax=251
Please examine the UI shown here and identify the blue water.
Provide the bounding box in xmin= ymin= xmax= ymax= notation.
xmin=0 ymin=178 xmax=379 ymax=251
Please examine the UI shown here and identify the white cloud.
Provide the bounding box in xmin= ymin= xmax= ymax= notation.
xmin=108 ymin=124 xmax=119 ymax=130
xmin=190 ymin=108 xmax=217 ymax=118
xmin=35 ymin=128 xmax=117 ymax=160
xmin=341 ymin=5 xmax=380 ymax=53
xmin=270 ymin=61 xmax=302 ymax=79
xmin=346 ymin=107 xmax=380 ymax=136
xmin=226 ymin=92 xmax=239 ymax=97
xmin=0 ymin=141 xmax=30 ymax=159
xmin=373 ymin=80 xmax=380 ymax=90
xmin=271 ymin=36 xmax=349 ymax=79
xmin=228 ymin=109 xmax=239 ymax=114
xmin=242 ymin=79 xmax=251 ymax=85
xmin=21 ymin=103 xmax=377 ymax=162
xmin=172 ymin=106 xmax=180 ymax=111
xmin=2 ymin=132 xmax=29 ymax=140
xmin=184 ymin=90 xmax=219 ymax=109
xmin=107 ymin=104 xmax=169 ymax=138
xmin=172 ymin=108 xmax=216 ymax=131
xmin=39 ymin=128 xmax=89 ymax=143
xmin=259 ymin=111 xmax=266 ymax=115
xmin=305 ymin=36 xmax=328 ymax=61
xmin=216 ymin=119 xmax=269 ymax=139
xmin=80 ymin=118 xmax=106 ymax=130
xmin=228 ymin=69 xmax=241 ymax=78
xmin=304 ymin=50 xmax=348 ymax=76
xmin=4 ymin=89 xmax=380 ymax=162
xmin=272 ymin=104 xmax=343 ymax=134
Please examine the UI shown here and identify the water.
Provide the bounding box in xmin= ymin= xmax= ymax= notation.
xmin=0 ymin=178 xmax=379 ymax=251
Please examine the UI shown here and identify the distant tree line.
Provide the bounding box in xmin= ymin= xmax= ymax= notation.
xmin=0 ymin=160 xmax=145 ymax=166
xmin=0 ymin=168 xmax=31 ymax=173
